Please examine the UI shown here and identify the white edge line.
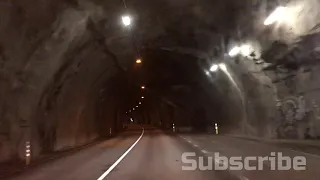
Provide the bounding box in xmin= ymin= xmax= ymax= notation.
xmin=240 ymin=176 xmax=249 ymax=180
xmin=97 ymin=128 xmax=144 ymax=180
xmin=201 ymin=149 xmax=209 ymax=154
xmin=289 ymin=149 xmax=320 ymax=158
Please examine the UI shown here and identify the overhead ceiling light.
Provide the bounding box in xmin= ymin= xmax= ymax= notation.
xmin=228 ymin=46 xmax=240 ymax=57
xmin=210 ymin=64 xmax=218 ymax=72
xmin=240 ymin=44 xmax=251 ymax=56
xmin=141 ymin=96 xmax=144 ymax=99
xmin=136 ymin=59 xmax=142 ymax=64
xmin=122 ymin=15 xmax=131 ymax=26
xmin=139 ymin=102 xmax=142 ymax=104
xmin=264 ymin=6 xmax=288 ymax=25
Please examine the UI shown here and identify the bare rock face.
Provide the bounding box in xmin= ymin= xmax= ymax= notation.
xmin=216 ymin=0 xmax=320 ymax=139
xmin=0 ymin=0 xmax=122 ymax=162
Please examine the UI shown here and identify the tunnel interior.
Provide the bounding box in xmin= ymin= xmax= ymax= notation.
xmin=1 ymin=0 xmax=320 ymax=164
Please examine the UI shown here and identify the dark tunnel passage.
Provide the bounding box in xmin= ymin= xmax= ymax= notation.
xmin=1 ymin=0 xmax=320 ymax=179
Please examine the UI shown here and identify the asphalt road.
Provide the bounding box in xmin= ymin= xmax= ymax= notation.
xmin=179 ymin=134 xmax=320 ymax=180
xmin=6 ymin=128 xmax=238 ymax=180
xmin=6 ymin=127 xmax=320 ymax=180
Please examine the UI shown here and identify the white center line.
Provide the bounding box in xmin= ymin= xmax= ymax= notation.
xmin=97 ymin=128 xmax=144 ymax=180
xmin=240 ymin=176 xmax=250 ymax=180
xmin=201 ymin=149 xmax=210 ymax=154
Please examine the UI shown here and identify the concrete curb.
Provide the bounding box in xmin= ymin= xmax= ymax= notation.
xmin=0 ymin=137 xmax=113 ymax=179
xmin=223 ymin=134 xmax=320 ymax=147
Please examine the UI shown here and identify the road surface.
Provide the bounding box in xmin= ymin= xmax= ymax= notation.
xmin=5 ymin=127 xmax=320 ymax=180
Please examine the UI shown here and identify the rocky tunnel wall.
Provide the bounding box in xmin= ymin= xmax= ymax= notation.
xmin=203 ymin=0 xmax=320 ymax=139
xmin=0 ymin=0 xmax=125 ymax=162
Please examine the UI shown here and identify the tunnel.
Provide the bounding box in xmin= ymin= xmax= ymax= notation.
xmin=1 ymin=0 xmax=320 ymax=179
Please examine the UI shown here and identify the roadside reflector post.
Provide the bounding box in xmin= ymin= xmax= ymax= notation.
xmin=215 ymin=123 xmax=219 ymax=135
xmin=26 ymin=141 xmax=31 ymax=165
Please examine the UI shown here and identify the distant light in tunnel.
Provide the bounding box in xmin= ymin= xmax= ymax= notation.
xmin=136 ymin=59 xmax=142 ymax=64
xmin=210 ymin=64 xmax=218 ymax=72
xmin=205 ymin=70 xmax=210 ymax=76
xmin=141 ymin=96 xmax=144 ymax=99
xmin=136 ymin=106 xmax=138 ymax=108
xmin=264 ymin=6 xmax=288 ymax=25
xmin=139 ymin=102 xmax=142 ymax=104
xmin=141 ymin=86 xmax=145 ymax=89
xmin=129 ymin=110 xmax=131 ymax=112
xmin=228 ymin=46 xmax=240 ymax=57
xmin=122 ymin=15 xmax=131 ymax=26
xmin=133 ymin=108 xmax=135 ymax=110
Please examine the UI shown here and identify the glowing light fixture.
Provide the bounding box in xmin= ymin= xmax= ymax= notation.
xmin=136 ymin=59 xmax=142 ymax=64
xmin=264 ymin=6 xmax=288 ymax=25
xmin=210 ymin=64 xmax=218 ymax=72
xmin=228 ymin=46 xmax=240 ymax=57
xmin=122 ymin=15 xmax=131 ymax=26
xmin=240 ymin=44 xmax=251 ymax=56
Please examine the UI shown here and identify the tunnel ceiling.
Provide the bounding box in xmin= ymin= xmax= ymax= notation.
xmin=95 ymin=0 xmax=320 ymax=70
xmin=111 ymin=0 xmax=240 ymax=59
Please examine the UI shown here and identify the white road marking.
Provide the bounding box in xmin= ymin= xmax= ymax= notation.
xmin=214 ymin=159 xmax=221 ymax=164
xmin=193 ymin=144 xmax=199 ymax=147
xmin=228 ymin=135 xmax=320 ymax=159
xmin=201 ymin=149 xmax=210 ymax=154
xmin=289 ymin=149 xmax=320 ymax=158
xmin=214 ymin=157 xmax=228 ymax=167
xmin=97 ymin=128 xmax=144 ymax=180
xmin=239 ymin=176 xmax=249 ymax=180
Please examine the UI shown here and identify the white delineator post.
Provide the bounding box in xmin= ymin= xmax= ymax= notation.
xmin=26 ymin=141 xmax=31 ymax=165
xmin=215 ymin=123 xmax=219 ymax=135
